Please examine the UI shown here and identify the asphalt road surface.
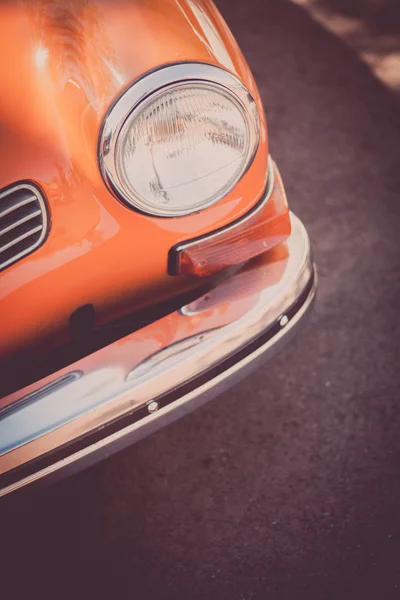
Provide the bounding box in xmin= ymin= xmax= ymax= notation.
xmin=2 ymin=1 xmax=400 ymax=598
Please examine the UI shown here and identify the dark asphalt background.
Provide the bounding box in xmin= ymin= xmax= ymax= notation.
xmin=2 ymin=1 xmax=400 ymax=598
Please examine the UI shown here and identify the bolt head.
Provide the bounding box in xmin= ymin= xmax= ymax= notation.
xmin=279 ymin=315 xmax=289 ymax=327
xmin=148 ymin=401 xmax=159 ymax=413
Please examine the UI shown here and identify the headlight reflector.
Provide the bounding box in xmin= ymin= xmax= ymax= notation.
xmin=99 ymin=64 xmax=260 ymax=217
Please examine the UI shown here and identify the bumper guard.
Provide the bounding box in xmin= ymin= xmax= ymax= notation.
xmin=0 ymin=212 xmax=316 ymax=497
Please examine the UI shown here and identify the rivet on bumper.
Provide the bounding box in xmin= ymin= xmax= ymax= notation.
xmin=147 ymin=401 xmax=159 ymax=414
xmin=279 ymin=315 xmax=289 ymax=327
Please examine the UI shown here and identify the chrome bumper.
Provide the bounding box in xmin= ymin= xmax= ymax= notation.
xmin=0 ymin=212 xmax=316 ymax=497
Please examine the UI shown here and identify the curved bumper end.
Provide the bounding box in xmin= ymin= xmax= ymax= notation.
xmin=0 ymin=212 xmax=316 ymax=497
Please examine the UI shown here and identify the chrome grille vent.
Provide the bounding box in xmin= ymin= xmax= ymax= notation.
xmin=0 ymin=183 xmax=48 ymax=271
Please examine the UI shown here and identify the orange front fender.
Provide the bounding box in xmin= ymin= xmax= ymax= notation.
xmin=0 ymin=0 xmax=281 ymax=358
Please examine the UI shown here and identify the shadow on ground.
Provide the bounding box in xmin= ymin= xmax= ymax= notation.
xmin=311 ymin=0 xmax=400 ymax=36
xmin=293 ymin=0 xmax=400 ymax=92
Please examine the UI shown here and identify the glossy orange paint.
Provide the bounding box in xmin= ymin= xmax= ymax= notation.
xmin=0 ymin=0 xmax=289 ymax=358
xmin=0 ymin=241 xmax=289 ymax=412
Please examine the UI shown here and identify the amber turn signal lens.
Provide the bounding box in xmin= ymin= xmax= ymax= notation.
xmin=172 ymin=163 xmax=291 ymax=277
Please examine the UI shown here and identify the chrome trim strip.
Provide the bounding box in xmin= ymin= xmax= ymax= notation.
xmin=0 ymin=212 xmax=315 ymax=495
xmin=0 ymin=372 xmax=82 ymax=420
xmin=99 ymin=62 xmax=260 ymax=217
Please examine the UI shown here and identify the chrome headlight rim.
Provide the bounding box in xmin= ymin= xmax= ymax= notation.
xmin=98 ymin=62 xmax=261 ymax=218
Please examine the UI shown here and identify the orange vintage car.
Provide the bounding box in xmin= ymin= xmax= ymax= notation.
xmin=0 ymin=0 xmax=316 ymax=496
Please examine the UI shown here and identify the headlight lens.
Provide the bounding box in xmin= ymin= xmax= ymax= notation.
xmin=99 ymin=64 xmax=260 ymax=217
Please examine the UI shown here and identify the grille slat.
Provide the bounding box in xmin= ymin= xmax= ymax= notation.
xmin=0 ymin=184 xmax=48 ymax=271
xmin=0 ymin=193 xmax=37 ymax=219
xmin=0 ymin=224 xmax=43 ymax=254
xmin=0 ymin=208 xmax=42 ymax=238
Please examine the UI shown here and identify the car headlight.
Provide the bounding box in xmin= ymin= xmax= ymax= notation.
xmin=99 ymin=63 xmax=260 ymax=217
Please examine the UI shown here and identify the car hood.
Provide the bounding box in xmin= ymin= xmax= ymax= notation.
xmin=0 ymin=0 xmax=269 ymax=359
xmin=0 ymin=0 xmax=262 ymax=188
